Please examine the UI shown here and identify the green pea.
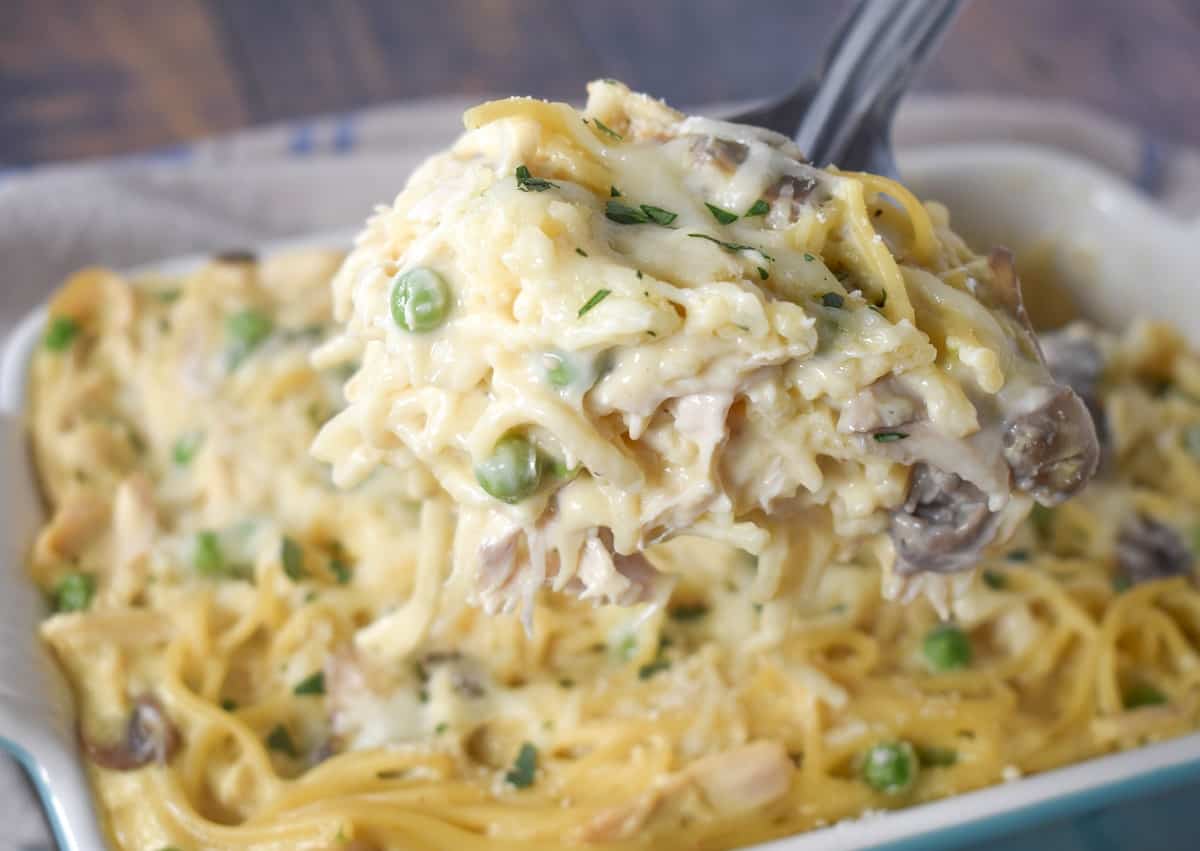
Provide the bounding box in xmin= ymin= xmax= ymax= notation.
xmin=53 ymin=572 xmax=95 ymax=613
xmin=475 ymin=434 xmax=542 ymax=503
xmin=391 ymin=267 xmax=450 ymax=333
xmin=862 ymin=741 xmax=918 ymax=794
xmin=44 ymin=316 xmax=80 ymax=352
xmin=923 ymin=623 xmax=972 ymax=671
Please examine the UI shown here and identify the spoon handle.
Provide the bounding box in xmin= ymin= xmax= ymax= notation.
xmin=795 ymin=0 xmax=966 ymax=173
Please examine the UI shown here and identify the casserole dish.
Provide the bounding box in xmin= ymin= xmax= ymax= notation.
xmin=3 ymin=143 xmax=1200 ymax=850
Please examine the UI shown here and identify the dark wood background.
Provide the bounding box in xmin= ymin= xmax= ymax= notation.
xmin=3 ymin=0 xmax=1200 ymax=166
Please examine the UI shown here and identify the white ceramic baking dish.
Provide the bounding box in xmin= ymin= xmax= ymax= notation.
xmin=3 ymin=145 xmax=1200 ymax=850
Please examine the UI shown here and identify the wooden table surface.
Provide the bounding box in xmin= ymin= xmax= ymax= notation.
xmin=3 ymin=0 xmax=1200 ymax=166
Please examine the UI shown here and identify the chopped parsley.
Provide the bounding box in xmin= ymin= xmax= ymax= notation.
xmin=1124 ymin=682 xmax=1167 ymax=709
xmin=281 ymin=536 xmax=306 ymax=581
xmin=330 ymin=555 xmax=353 ymax=584
xmin=669 ymin=603 xmax=709 ymax=621
xmin=435 ymin=722 xmax=449 ymax=735
xmin=156 ymin=289 xmax=182 ymax=303
xmin=44 ymin=316 xmax=80 ymax=351
xmin=592 ymin=118 xmax=623 ymax=140
xmin=558 ymin=678 xmax=575 ymax=688
xmin=193 ymin=531 xmax=227 ymax=577
xmin=1031 ymin=504 xmax=1054 ymax=539
xmin=983 ymin=570 xmax=1008 ymax=590
xmin=686 ymin=232 xmax=774 ymax=261
xmin=172 ymin=431 xmax=204 ymax=466
xmin=705 ymin=203 xmax=739 ymax=225
xmin=803 ymin=252 xmax=816 ymax=261
xmin=220 ymin=698 xmax=237 ymax=712
xmin=514 ymin=164 xmax=557 ymax=192
xmin=638 ymin=658 xmax=671 ymax=679
xmin=577 ymin=289 xmax=612 ymax=317
xmin=610 ymin=185 xmax=621 ymax=197
xmin=505 ymin=742 xmax=538 ymax=788
xmin=756 ymin=266 xmax=769 ymax=281
xmin=615 ymin=633 xmax=638 ymax=661
xmin=293 ymin=671 xmax=325 ymax=696
xmin=575 ymin=247 xmax=588 ymax=257
xmin=1006 ymin=549 xmax=1030 ymax=562
xmin=873 ymin=432 xmax=908 ymax=443
xmin=605 ymin=200 xmax=677 ymax=226
xmin=915 ymin=745 xmax=958 ymax=767
xmin=265 ymin=724 xmax=297 ymax=757
xmin=820 ymin=292 xmax=845 ymax=309
xmin=53 ymin=572 xmax=95 ymax=613
xmin=744 ymin=199 xmax=770 ymax=217
xmin=226 ymin=309 xmax=273 ymax=369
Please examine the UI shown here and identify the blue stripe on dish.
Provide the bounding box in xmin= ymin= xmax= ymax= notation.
xmin=289 ymin=124 xmax=315 ymax=156
xmin=1 ymin=737 xmax=78 ymax=851
xmin=332 ymin=116 xmax=356 ymax=154
xmin=1134 ymin=134 xmax=1167 ymax=199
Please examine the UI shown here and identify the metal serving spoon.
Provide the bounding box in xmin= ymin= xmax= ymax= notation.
xmin=730 ymin=0 xmax=967 ymax=175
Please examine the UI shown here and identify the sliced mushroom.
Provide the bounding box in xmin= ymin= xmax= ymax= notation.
xmin=1003 ymin=386 xmax=1100 ymax=505
xmin=1039 ymin=326 xmax=1109 ymax=449
xmin=1116 ymin=515 xmax=1193 ymax=586
xmin=688 ymin=136 xmax=749 ymax=173
xmin=890 ymin=464 xmax=1000 ymax=576
xmin=81 ymin=695 xmax=181 ymax=771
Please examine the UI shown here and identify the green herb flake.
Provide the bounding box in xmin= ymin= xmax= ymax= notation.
xmin=53 ymin=572 xmax=95 ymax=613
xmin=558 ymin=678 xmax=575 ymax=688
xmin=615 ymin=633 xmax=637 ymax=661
xmin=505 ymin=742 xmax=538 ymax=788
xmin=605 ymin=200 xmax=677 ymax=226
xmin=193 ymin=531 xmax=226 ymax=578
xmin=756 ymin=266 xmax=769 ymax=281
xmin=705 ymin=203 xmax=739 ymax=225
xmin=592 ymin=118 xmax=623 ymax=141
xmin=44 ymin=316 xmax=80 ymax=352
xmin=744 ymin=199 xmax=770 ymax=217
xmin=515 ymin=164 xmax=558 ymax=192
xmin=172 ymin=431 xmax=204 ymax=466
xmin=281 ymin=536 xmax=306 ymax=581
xmin=686 ymin=232 xmax=774 ymax=262
xmin=156 ymin=289 xmax=182 ymax=304
xmin=605 ymin=200 xmax=650 ymax=225
xmin=1031 ymin=504 xmax=1054 ymax=539
xmin=915 ymin=745 xmax=958 ymax=767
xmin=578 ymin=289 xmax=612 ymax=317
xmin=670 ymin=603 xmax=709 ymax=621
xmin=265 ymin=724 xmax=297 ymax=757
xmin=1006 ymin=549 xmax=1030 ymax=562
xmin=226 ymin=309 xmax=273 ymax=368
xmin=610 ymin=185 xmax=621 ymax=197
xmin=293 ymin=671 xmax=325 ymax=696
xmin=575 ymin=247 xmax=588 ymax=257
xmin=330 ymin=556 xmax=353 ymax=585
xmin=1124 ymin=682 xmax=1167 ymax=709
xmin=641 ymin=205 xmax=678 ymax=226
xmin=636 ymin=270 xmax=643 ymax=280
xmin=220 ymin=698 xmax=237 ymax=712
xmin=873 ymin=431 xmax=908 ymax=443
xmin=983 ymin=570 xmax=1008 ymax=590
xmin=820 ymin=292 xmax=845 ymax=309
xmin=435 ymin=722 xmax=449 ymax=735
xmin=638 ymin=658 xmax=672 ymax=679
